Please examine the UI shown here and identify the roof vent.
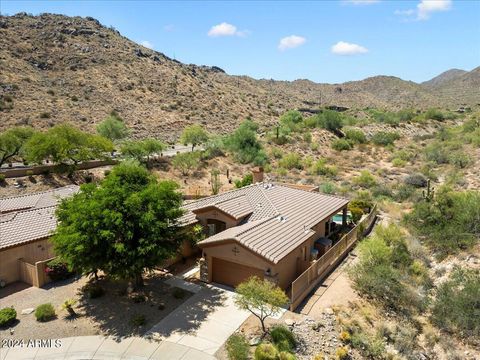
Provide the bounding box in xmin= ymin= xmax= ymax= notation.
xmin=277 ymin=215 xmax=287 ymax=223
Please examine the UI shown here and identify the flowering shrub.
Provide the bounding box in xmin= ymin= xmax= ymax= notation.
xmin=45 ymin=258 xmax=72 ymax=281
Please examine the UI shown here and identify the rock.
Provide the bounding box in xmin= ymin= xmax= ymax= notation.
xmin=285 ymin=318 xmax=295 ymax=326
xmin=21 ymin=308 xmax=34 ymax=315
xmin=249 ymin=337 xmax=262 ymax=346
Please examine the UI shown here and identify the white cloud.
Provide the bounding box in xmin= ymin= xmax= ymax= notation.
xmin=208 ymin=22 xmax=246 ymax=37
xmin=395 ymin=0 xmax=452 ymax=21
xmin=278 ymin=35 xmax=306 ymax=51
xmin=417 ymin=0 xmax=452 ymax=20
xmin=343 ymin=0 xmax=380 ymax=5
xmin=140 ymin=40 xmax=153 ymax=49
xmin=331 ymin=41 xmax=368 ymax=55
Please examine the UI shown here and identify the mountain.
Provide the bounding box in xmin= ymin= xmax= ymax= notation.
xmin=422 ymin=69 xmax=468 ymax=87
xmin=422 ymin=67 xmax=480 ymax=107
xmin=0 ymin=13 xmax=478 ymax=140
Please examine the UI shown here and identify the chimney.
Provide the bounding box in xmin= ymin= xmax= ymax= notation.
xmin=252 ymin=166 xmax=264 ymax=183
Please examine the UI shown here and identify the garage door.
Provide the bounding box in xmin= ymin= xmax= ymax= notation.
xmin=212 ymin=257 xmax=264 ymax=288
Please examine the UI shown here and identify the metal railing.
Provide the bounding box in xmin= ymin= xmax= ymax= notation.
xmin=290 ymin=204 xmax=377 ymax=310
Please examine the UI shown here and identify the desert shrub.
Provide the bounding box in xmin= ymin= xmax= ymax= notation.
xmin=280 ymin=110 xmax=303 ymax=132
xmin=172 ymin=287 xmax=186 ymax=299
xmin=278 ymin=153 xmax=302 ymax=170
xmin=255 ymin=343 xmax=279 ymax=360
xmin=431 ymin=267 xmax=480 ymax=339
xmin=226 ymin=333 xmax=250 ymax=360
xmin=332 ymin=138 xmax=352 ymax=151
xmin=278 ymin=352 xmax=296 ymax=360
xmin=83 ymin=283 xmax=105 ymax=299
xmin=371 ymin=131 xmax=400 ymax=146
xmin=335 ymin=346 xmax=349 ymax=360
xmin=424 ymin=108 xmax=445 ymax=121
xmin=317 ymin=110 xmax=344 ymax=131
xmin=339 ymin=331 xmax=351 ymax=343
xmin=130 ymin=314 xmax=146 ymax=327
xmin=348 ymin=206 xmax=363 ymax=223
xmin=392 ymin=158 xmax=406 ymax=167
xmin=35 ymin=303 xmax=56 ymax=322
xmin=371 ymin=184 xmax=393 ymax=199
xmin=349 ymin=330 xmax=385 ymax=359
xmin=45 ymin=258 xmax=73 ymax=281
xmin=424 ymin=142 xmax=448 ymax=164
xmin=394 ymin=184 xmax=417 ymax=202
xmin=320 ymin=182 xmax=337 ymax=194
xmin=270 ymin=325 xmax=296 ymax=352
xmin=353 ymin=170 xmax=376 ymax=188
xmin=393 ymin=149 xmax=415 ymax=162
xmin=225 ymin=120 xmax=268 ymax=165
xmin=344 ymin=128 xmax=366 ymax=144
xmin=303 ymin=132 xmax=312 ymax=143
xmin=448 ymin=151 xmax=472 ymax=168
xmin=235 ymin=174 xmax=253 ymax=188
xmin=404 ymin=173 xmax=428 ymax=188
xmin=349 ymin=225 xmax=424 ymax=312
xmin=310 ymin=159 xmax=337 ymax=177
xmin=39 ymin=112 xmax=51 ymax=119
xmin=0 ymin=307 xmax=17 ymax=327
xmin=270 ymin=147 xmax=284 ymax=160
xmin=310 ymin=142 xmax=319 ymax=151
xmin=405 ymin=187 xmax=480 ymax=256
xmin=202 ymin=136 xmax=225 ymax=159
xmin=0 ymin=174 xmax=6 ymax=183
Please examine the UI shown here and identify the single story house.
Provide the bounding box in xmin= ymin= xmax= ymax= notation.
xmin=0 ymin=186 xmax=79 ymax=287
xmin=181 ymin=182 xmax=349 ymax=290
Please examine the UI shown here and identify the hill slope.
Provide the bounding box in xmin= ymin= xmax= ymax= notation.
xmin=422 ymin=68 xmax=467 ymax=87
xmin=0 ymin=13 xmax=478 ymax=139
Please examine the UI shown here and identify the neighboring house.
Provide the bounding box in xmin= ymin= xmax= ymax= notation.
xmin=181 ymin=182 xmax=349 ymax=290
xmin=0 ymin=186 xmax=79 ymax=287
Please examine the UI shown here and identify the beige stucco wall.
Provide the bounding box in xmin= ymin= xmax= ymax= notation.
xmin=200 ymin=204 xmax=348 ymax=290
xmin=0 ymin=238 xmax=55 ymax=285
xmin=202 ymin=241 xmax=271 ymax=281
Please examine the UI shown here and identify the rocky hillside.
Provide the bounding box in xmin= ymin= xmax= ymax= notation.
xmin=0 ymin=13 xmax=478 ymax=140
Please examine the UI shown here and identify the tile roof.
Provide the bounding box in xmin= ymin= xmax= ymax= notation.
xmin=0 ymin=185 xmax=79 ymax=213
xmin=0 ymin=186 xmax=79 ymax=250
xmin=192 ymin=194 xmax=254 ymax=220
xmin=192 ymin=183 xmax=349 ymax=264
xmin=0 ymin=206 xmax=57 ymax=250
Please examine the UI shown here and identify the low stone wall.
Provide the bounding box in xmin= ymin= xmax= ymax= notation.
xmin=0 ymin=159 xmax=117 ymax=178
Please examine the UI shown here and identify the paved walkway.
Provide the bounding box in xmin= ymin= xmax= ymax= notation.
xmin=1 ymin=280 xmax=249 ymax=360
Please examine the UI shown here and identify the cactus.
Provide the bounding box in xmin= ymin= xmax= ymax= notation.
xmin=422 ymin=179 xmax=435 ymax=202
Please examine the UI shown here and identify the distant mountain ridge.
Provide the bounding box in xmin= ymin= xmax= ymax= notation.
xmin=0 ymin=13 xmax=478 ymax=139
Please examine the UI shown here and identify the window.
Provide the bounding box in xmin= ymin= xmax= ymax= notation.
xmin=207 ymin=223 xmax=215 ymax=236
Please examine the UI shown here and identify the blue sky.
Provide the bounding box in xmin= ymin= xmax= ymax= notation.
xmin=2 ymin=0 xmax=479 ymax=83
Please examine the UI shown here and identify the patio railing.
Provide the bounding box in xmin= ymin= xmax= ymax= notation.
xmin=290 ymin=204 xmax=378 ymax=311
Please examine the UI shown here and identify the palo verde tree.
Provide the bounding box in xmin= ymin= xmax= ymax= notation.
xmin=96 ymin=114 xmax=129 ymax=141
xmin=171 ymin=151 xmax=201 ymax=176
xmin=120 ymin=138 xmax=166 ymax=164
xmin=224 ymin=119 xmax=268 ymax=165
xmin=0 ymin=127 xmax=36 ymax=167
xmin=24 ymin=124 xmax=113 ymax=165
xmin=51 ymin=161 xmax=185 ymax=288
xmin=235 ymin=276 xmax=289 ymax=334
xmin=180 ymin=124 xmax=209 ymax=151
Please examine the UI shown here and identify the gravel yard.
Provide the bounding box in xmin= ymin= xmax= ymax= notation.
xmin=0 ymin=272 xmax=192 ymax=341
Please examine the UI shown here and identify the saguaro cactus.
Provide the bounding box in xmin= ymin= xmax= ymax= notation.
xmin=422 ymin=179 xmax=435 ymax=202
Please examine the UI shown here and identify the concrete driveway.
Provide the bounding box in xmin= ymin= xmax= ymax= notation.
xmin=1 ymin=282 xmax=249 ymax=360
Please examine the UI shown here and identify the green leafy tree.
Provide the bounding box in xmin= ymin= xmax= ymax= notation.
xmin=180 ymin=124 xmax=209 ymax=151
xmin=25 ymin=124 xmax=113 ymax=165
xmin=52 ymin=161 xmax=184 ymax=288
xmin=225 ymin=120 xmax=268 ymax=165
xmin=120 ymin=138 xmax=165 ymax=164
xmin=235 ymin=276 xmax=289 ymax=334
xmin=0 ymin=127 xmax=36 ymax=167
xmin=171 ymin=151 xmax=201 ymax=176
xmin=279 ymin=110 xmax=303 ymax=132
xmin=96 ymin=114 xmax=129 ymax=141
